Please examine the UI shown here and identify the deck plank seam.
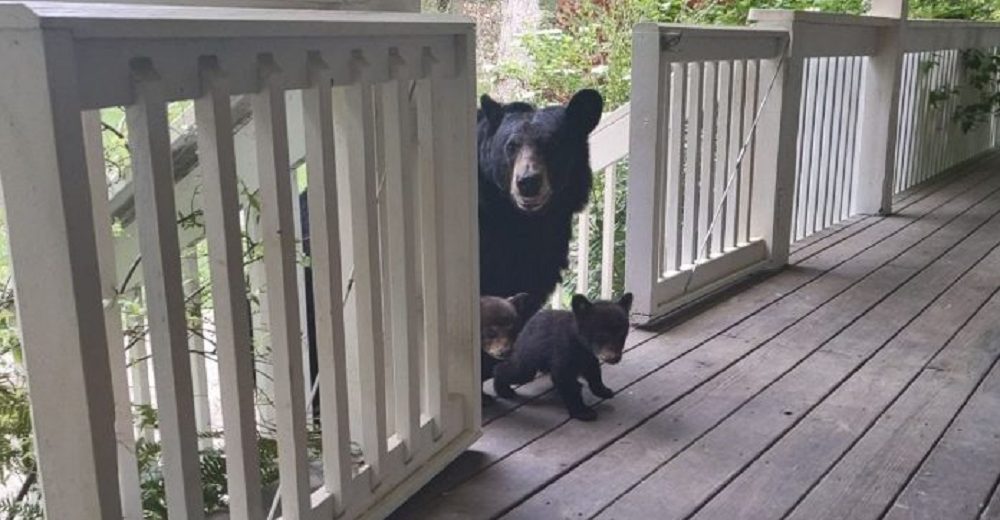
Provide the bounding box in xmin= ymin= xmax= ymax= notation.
xmin=587 ymin=181 xmax=1000 ymax=520
xmin=877 ymin=345 xmax=1000 ymax=520
xmin=458 ymin=165 xmax=1000 ymax=515
xmin=484 ymin=162 xmax=996 ymax=429
xmin=791 ymin=154 xmax=993 ymax=265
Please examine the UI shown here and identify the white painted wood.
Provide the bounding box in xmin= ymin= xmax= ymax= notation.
xmin=852 ymin=5 xmax=905 ymax=214
xmin=810 ymin=58 xmax=830 ymax=235
xmin=289 ymin=162 xmax=313 ymax=422
xmin=577 ymin=210 xmax=591 ymax=294
xmin=714 ymin=60 xmax=733 ymax=256
xmin=698 ymin=62 xmax=718 ymax=263
xmin=588 ymin=105 xmax=630 ymax=172
xmin=333 ymin=79 xmax=389 ymax=484
xmin=82 ymin=110 xmax=144 ymax=520
xmin=0 ymin=5 xmax=480 ymax=518
xmin=600 ymin=166 xmax=617 ymax=300
xmin=302 ymin=53 xmax=354 ymax=514
xmin=430 ymin=34 xmax=480 ymax=435
xmin=0 ymin=24 xmax=123 ymax=520
xmin=626 ymin=23 xmax=671 ymax=318
xmin=253 ymin=54 xmax=311 ymax=518
xmin=740 ymin=59 xmax=759 ymax=244
xmin=748 ymin=14 xmax=802 ymax=266
xmin=194 ymin=58 xmax=266 ymax=520
xmin=727 ymin=60 xmax=746 ymax=249
xmin=796 ymin=58 xmax=818 ymax=240
xmin=665 ymin=62 xmax=685 ymax=272
xmin=127 ymin=58 xmax=205 ymax=519
xmin=683 ymin=62 xmax=703 ymax=267
xmin=381 ymin=68 xmax=423 ymax=461
xmin=642 ymin=24 xmax=788 ymax=62
xmin=38 ymin=0 xmax=420 ymax=11
xmin=413 ymin=76 xmax=448 ymax=438
xmin=650 ymin=240 xmax=770 ymax=317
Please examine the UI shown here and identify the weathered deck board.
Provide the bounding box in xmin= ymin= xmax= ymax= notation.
xmin=540 ymin=166 xmax=1000 ymax=520
xmin=394 ymin=155 xmax=1000 ymax=520
xmin=883 ymin=355 xmax=1000 ymax=520
xmin=693 ymin=230 xmax=1000 ymax=520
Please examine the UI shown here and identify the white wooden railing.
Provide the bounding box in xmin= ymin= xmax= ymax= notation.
xmin=625 ymin=4 xmax=1000 ymax=323
xmin=895 ymin=24 xmax=1000 ymax=193
xmin=0 ymin=3 xmax=478 ymax=519
xmin=625 ymin=24 xmax=790 ymax=321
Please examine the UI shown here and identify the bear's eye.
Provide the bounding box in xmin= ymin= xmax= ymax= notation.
xmin=504 ymin=138 xmax=521 ymax=158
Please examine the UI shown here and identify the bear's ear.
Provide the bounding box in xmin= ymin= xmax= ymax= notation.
xmin=617 ymin=293 xmax=634 ymax=313
xmin=507 ymin=292 xmax=533 ymax=318
xmin=480 ymin=94 xmax=505 ymax=133
xmin=566 ymin=89 xmax=604 ymax=136
xmin=571 ymin=294 xmax=594 ymax=317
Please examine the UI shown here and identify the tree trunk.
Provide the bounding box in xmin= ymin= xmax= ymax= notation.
xmin=494 ymin=0 xmax=540 ymax=99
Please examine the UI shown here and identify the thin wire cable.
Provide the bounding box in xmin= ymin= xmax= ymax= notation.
xmin=683 ymin=37 xmax=791 ymax=294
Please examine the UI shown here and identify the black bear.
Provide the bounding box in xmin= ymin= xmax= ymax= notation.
xmin=479 ymin=294 xmax=531 ymax=383
xmin=477 ymin=89 xmax=604 ymax=316
xmin=493 ymin=293 xmax=633 ymax=421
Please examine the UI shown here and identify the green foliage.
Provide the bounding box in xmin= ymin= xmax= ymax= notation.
xmin=910 ymin=0 xmax=1000 ymax=20
xmin=952 ymin=49 xmax=1000 ymax=132
xmin=490 ymin=0 xmax=1000 ymax=303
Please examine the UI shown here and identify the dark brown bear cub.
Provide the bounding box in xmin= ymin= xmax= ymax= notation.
xmin=480 ymin=294 xmax=531 ymax=384
xmin=493 ymin=293 xmax=632 ymax=421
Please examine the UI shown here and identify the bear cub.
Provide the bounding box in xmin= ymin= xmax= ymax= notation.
xmin=480 ymin=294 xmax=531 ymax=384
xmin=493 ymin=293 xmax=633 ymax=421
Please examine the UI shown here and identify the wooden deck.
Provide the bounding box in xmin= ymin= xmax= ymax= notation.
xmin=393 ymin=153 xmax=1000 ymax=520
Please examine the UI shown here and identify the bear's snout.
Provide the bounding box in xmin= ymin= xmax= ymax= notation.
xmin=517 ymin=172 xmax=544 ymax=197
xmin=597 ymin=348 xmax=623 ymax=365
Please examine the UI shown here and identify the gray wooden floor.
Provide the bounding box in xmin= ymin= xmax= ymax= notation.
xmin=392 ymin=154 xmax=1000 ymax=520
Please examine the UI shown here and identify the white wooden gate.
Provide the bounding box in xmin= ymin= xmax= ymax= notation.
xmin=0 ymin=2 xmax=479 ymax=519
xmin=626 ymin=5 xmax=1000 ymax=325
xmin=626 ymin=24 xmax=792 ymax=322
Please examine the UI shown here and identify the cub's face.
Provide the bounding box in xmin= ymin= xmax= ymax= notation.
xmin=571 ymin=293 xmax=633 ymax=365
xmin=480 ymin=294 xmax=531 ymax=360
xmin=478 ymin=90 xmax=604 ymax=215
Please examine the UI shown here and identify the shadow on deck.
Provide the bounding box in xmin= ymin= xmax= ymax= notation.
xmin=394 ymin=153 xmax=1000 ymax=520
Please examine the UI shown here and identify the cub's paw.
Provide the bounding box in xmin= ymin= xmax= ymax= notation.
xmin=570 ymin=406 xmax=598 ymax=422
xmin=590 ymin=385 xmax=615 ymax=399
xmin=493 ymin=381 xmax=517 ymax=399
xmin=481 ymin=393 xmax=495 ymax=406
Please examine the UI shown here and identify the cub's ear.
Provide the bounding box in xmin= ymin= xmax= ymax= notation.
xmin=571 ymin=294 xmax=594 ymax=317
xmin=480 ymin=94 xmax=505 ymax=133
xmin=566 ymin=89 xmax=604 ymax=136
xmin=617 ymin=292 xmax=634 ymax=313
xmin=508 ymin=293 xmax=533 ymax=318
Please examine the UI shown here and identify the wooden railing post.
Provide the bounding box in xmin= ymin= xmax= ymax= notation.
xmin=625 ymin=23 xmax=668 ymax=319
xmin=748 ymin=12 xmax=803 ymax=268
xmin=853 ymin=0 xmax=908 ymax=214
xmin=0 ymin=14 xmax=122 ymax=519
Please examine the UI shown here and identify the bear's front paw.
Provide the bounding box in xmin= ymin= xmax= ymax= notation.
xmin=569 ymin=406 xmax=598 ymax=422
xmin=590 ymin=385 xmax=614 ymax=399
xmin=481 ymin=393 xmax=495 ymax=406
xmin=494 ymin=380 xmax=517 ymax=399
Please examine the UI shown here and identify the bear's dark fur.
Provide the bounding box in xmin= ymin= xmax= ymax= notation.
xmin=479 ymin=294 xmax=531 ymax=383
xmin=493 ymin=293 xmax=632 ymax=421
xmin=477 ymin=90 xmax=604 ymax=316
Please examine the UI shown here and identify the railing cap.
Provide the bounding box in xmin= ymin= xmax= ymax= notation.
xmin=0 ymin=1 xmax=473 ymax=38
xmin=748 ymin=8 xmax=897 ymax=27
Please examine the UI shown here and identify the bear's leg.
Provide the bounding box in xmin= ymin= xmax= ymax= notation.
xmin=493 ymin=360 xmax=534 ymax=399
xmin=581 ymin=356 xmax=614 ymax=399
xmin=552 ymin=370 xmax=596 ymax=421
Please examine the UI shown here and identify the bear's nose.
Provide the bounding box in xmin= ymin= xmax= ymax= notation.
xmin=517 ymin=172 xmax=543 ymax=197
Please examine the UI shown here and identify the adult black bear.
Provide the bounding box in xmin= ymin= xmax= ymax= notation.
xmin=477 ymin=89 xmax=604 ymax=316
